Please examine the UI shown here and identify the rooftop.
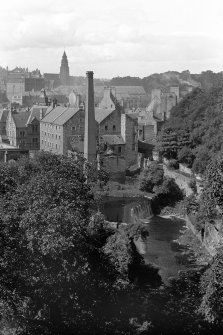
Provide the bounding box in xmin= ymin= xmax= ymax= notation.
xmin=12 ymin=112 xmax=30 ymax=128
xmin=95 ymin=108 xmax=114 ymax=123
xmin=41 ymin=106 xmax=80 ymax=125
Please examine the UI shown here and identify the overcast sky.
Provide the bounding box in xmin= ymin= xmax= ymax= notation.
xmin=0 ymin=0 xmax=222 ymax=78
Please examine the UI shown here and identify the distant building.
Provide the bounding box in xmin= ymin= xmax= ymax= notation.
xmin=6 ymin=67 xmax=44 ymax=102
xmin=60 ymin=51 xmax=70 ymax=86
xmin=44 ymin=51 xmax=71 ymax=88
xmin=148 ymin=87 xmax=178 ymax=120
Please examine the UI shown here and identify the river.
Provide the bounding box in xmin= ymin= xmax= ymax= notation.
xmin=101 ymin=197 xmax=211 ymax=334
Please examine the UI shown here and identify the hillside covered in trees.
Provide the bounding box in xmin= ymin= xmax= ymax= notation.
xmin=110 ymin=70 xmax=223 ymax=93
xmin=157 ymin=86 xmax=223 ymax=174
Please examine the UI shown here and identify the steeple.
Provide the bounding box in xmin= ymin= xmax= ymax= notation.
xmin=60 ymin=51 xmax=70 ymax=86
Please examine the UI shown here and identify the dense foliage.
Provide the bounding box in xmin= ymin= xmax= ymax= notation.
xmin=140 ymin=162 xmax=164 ymax=193
xmin=0 ymin=152 xmax=146 ymax=334
xmin=110 ymin=70 xmax=223 ymax=93
xmin=157 ymin=86 xmax=223 ymax=174
xmin=140 ymin=162 xmax=183 ymax=214
xmin=199 ymin=249 xmax=223 ymax=324
xmin=183 ymin=155 xmax=223 ymax=326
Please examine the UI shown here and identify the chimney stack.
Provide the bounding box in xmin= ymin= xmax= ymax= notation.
xmin=84 ymin=71 xmax=96 ymax=163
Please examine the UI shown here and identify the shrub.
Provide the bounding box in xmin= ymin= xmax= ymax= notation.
xmin=140 ymin=162 xmax=164 ymax=193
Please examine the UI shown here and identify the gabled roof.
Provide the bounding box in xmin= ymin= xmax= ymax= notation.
xmin=26 ymin=105 xmax=50 ymax=124
xmin=41 ymin=106 xmax=80 ymax=126
xmin=12 ymin=112 xmax=30 ymax=128
xmin=101 ymin=134 xmax=125 ymax=145
xmin=95 ymin=108 xmax=114 ymax=123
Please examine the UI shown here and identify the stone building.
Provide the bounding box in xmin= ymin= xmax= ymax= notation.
xmin=6 ymin=67 xmax=44 ymax=103
xmin=147 ymin=87 xmax=179 ymax=120
xmin=6 ymin=103 xmax=49 ymax=150
xmin=40 ymin=86 xmax=139 ymax=173
xmin=40 ymin=92 xmax=84 ymax=155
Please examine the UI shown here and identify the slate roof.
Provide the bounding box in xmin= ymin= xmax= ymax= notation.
xmin=100 ymin=134 xmax=125 ymax=145
xmin=41 ymin=106 xmax=80 ymax=125
xmin=12 ymin=112 xmax=30 ymax=128
xmin=26 ymin=105 xmax=50 ymax=124
xmin=95 ymin=108 xmax=114 ymax=123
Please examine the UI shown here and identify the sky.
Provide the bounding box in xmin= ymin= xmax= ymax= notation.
xmin=0 ymin=0 xmax=222 ymax=78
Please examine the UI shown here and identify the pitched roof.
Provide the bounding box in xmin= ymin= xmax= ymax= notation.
xmin=41 ymin=106 xmax=80 ymax=125
xmin=95 ymin=108 xmax=114 ymax=123
xmin=12 ymin=112 xmax=30 ymax=128
xmin=26 ymin=105 xmax=50 ymax=124
xmin=101 ymin=134 xmax=125 ymax=145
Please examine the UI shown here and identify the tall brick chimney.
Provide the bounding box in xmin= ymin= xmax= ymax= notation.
xmin=84 ymin=71 xmax=96 ymax=162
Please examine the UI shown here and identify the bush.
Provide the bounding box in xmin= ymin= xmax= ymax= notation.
xmin=188 ymin=179 xmax=197 ymax=194
xmin=140 ymin=162 xmax=164 ymax=193
xmin=167 ymin=159 xmax=179 ymax=169
xmin=152 ymin=177 xmax=184 ymax=214
xmin=178 ymin=147 xmax=195 ymax=168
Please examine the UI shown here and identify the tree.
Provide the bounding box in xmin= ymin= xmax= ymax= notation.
xmin=199 ymin=249 xmax=223 ymax=324
xmin=140 ymin=162 xmax=164 ymax=192
xmin=157 ymin=86 xmax=223 ymax=175
xmin=178 ymin=147 xmax=195 ymax=168
xmin=0 ymin=152 xmax=144 ymax=334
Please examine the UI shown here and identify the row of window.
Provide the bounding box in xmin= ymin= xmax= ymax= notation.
xmin=105 ymin=125 xmax=116 ymax=131
xmin=42 ymin=131 xmax=61 ymax=140
xmin=42 ymin=140 xmax=60 ymax=150
xmin=42 ymin=123 xmax=61 ymax=131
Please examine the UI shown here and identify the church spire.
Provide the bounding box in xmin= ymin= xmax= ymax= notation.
xmin=60 ymin=50 xmax=70 ymax=86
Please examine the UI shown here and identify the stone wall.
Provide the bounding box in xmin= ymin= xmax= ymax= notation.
xmin=99 ymin=109 xmax=121 ymax=136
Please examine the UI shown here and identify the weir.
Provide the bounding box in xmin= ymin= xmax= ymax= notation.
xmin=101 ymin=196 xmax=153 ymax=225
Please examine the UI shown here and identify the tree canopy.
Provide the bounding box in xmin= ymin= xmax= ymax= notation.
xmin=157 ymin=86 xmax=223 ymax=174
xmin=0 ymin=152 xmax=146 ymax=334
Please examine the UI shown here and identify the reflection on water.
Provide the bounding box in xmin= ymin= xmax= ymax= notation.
xmin=102 ymin=197 xmax=197 ymax=285
xmin=143 ymin=215 xmax=197 ymax=285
